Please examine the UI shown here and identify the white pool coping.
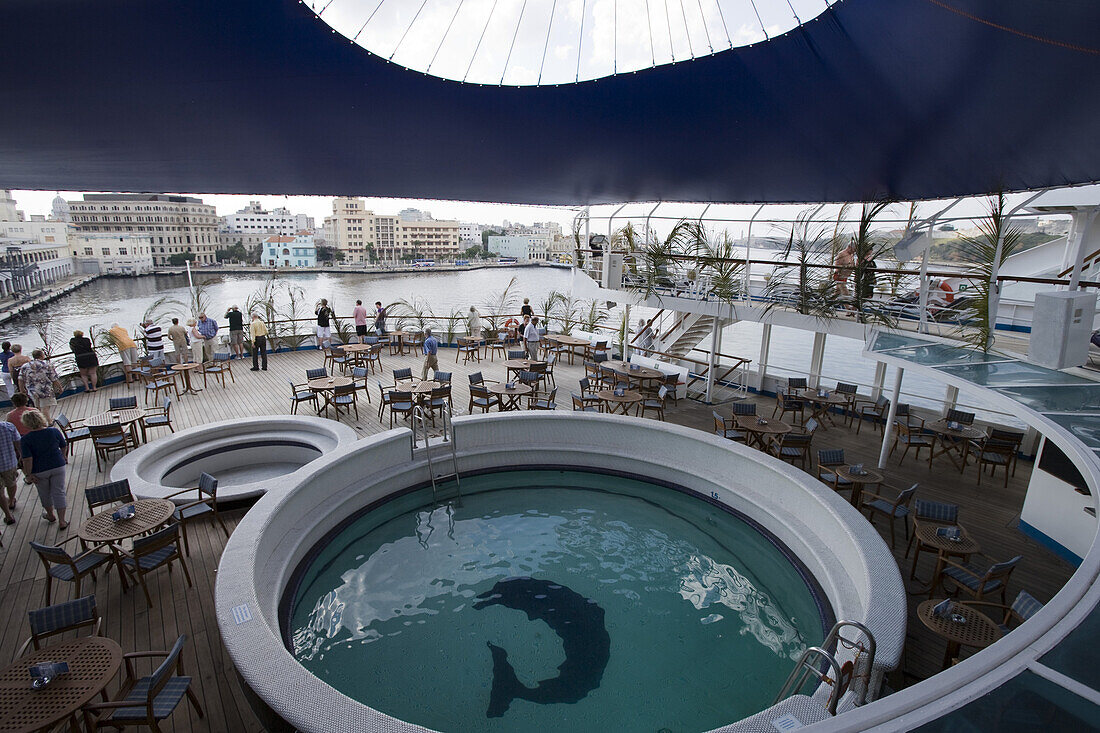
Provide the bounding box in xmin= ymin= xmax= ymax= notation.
xmin=112 ymin=415 xmax=359 ymax=502
xmin=215 ymin=412 xmax=906 ymax=732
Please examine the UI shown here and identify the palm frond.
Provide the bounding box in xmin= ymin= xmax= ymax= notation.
xmin=953 ymin=192 xmax=1022 ymax=351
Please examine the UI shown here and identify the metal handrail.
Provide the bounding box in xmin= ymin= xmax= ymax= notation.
xmin=412 ymin=402 xmax=461 ymax=505
xmin=774 ymin=646 xmax=846 ymax=716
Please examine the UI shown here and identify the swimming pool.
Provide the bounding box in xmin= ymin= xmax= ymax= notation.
xmin=285 ymin=470 xmax=830 ymax=732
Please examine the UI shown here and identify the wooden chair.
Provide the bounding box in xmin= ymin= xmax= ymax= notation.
xmin=326 ymin=383 xmax=359 ymax=421
xmin=732 ymin=401 xmax=757 ymax=416
xmin=140 ymin=368 xmax=177 ymax=405
xmin=29 ymin=538 xmax=113 ymax=604
xmin=773 ymin=432 xmax=813 ymax=469
xmin=287 ymin=378 xmax=319 ymax=414
xmin=392 ymin=367 xmax=413 ymax=383
xmin=84 ymin=479 xmax=135 ymax=518
xmin=467 ymin=371 xmax=496 ymax=388
xmin=469 ymin=384 xmax=499 ymax=413
xmin=305 ymin=367 xmax=328 ymax=381
xmin=583 ymin=361 xmax=602 ymax=387
xmin=712 ymin=411 xmax=746 ymax=443
xmin=937 ymin=553 xmax=1022 ymax=604
xmin=572 ymin=393 xmax=599 ymax=412
xmin=855 ymin=395 xmax=889 ymax=435
xmin=861 ymin=483 xmax=918 ymax=547
xmin=890 ymin=421 xmax=934 ymax=467
xmin=489 ymin=334 xmax=508 ymax=361
xmin=164 ymin=472 xmax=229 ymax=556
xmin=639 ymin=385 xmax=668 ymax=421
xmin=959 ymin=590 xmax=1043 ymax=634
xmin=18 ymin=595 xmax=101 ymax=655
xmin=577 ymin=378 xmax=602 ymax=410
xmin=773 ymin=391 xmax=805 ymax=424
xmin=906 ymin=498 xmax=961 ymax=572
xmin=457 ymin=339 xmax=481 ymax=364
xmin=88 ymin=422 xmax=137 ymax=472
xmin=114 ymin=524 xmax=193 ymax=608
xmin=816 ymin=448 xmax=853 ymax=495
xmin=81 ymin=634 xmax=204 ymax=731
xmin=543 ymin=354 xmax=558 ymax=387
xmin=54 ymin=413 xmax=91 ymax=456
xmin=787 ymin=377 xmax=808 ymax=392
xmin=350 ymin=367 xmax=373 ymax=403
xmin=974 ymin=429 xmax=1024 ymax=487
xmin=387 ymin=390 xmax=415 ymax=427
xmin=426 ymin=386 xmax=451 ymax=422
xmin=327 ymin=346 xmax=350 ymax=374
xmin=518 ymin=370 xmax=541 ymax=397
xmin=140 ymin=397 xmax=174 ymax=442
xmin=835 ymin=382 xmax=860 ymax=423
xmin=200 ymin=352 xmax=234 ymax=387
xmin=109 ymin=396 xmax=138 ymax=410
xmin=945 ymin=408 xmax=976 ymax=425
xmin=528 ymin=387 xmax=558 ymax=410
xmin=661 ymin=372 xmax=681 ymax=404
xmin=362 ymin=343 xmax=383 ymax=373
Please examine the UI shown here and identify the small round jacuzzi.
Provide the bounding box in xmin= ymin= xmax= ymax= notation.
xmin=216 ymin=413 xmax=905 ymax=732
xmin=113 ymin=416 xmax=358 ymax=502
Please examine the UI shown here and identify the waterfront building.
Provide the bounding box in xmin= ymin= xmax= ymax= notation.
xmin=323 ymin=197 xmax=460 ymax=263
xmin=0 ymin=190 xmax=19 ymax=222
xmin=487 ymin=234 xmax=549 ymax=262
xmin=70 ymin=232 xmax=155 ymax=275
xmin=264 ymin=233 xmax=316 ymax=268
xmin=0 ymin=192 xmax=76 ymax=294
xmin=220 ymin=200 xmax=314 ymax=236
xmin=459 ymin=222 xmax=484 ymax=245
xmin=67 ymin=193 xmax=219 ymax=267
xmin=50 ymin=194 xmax=71 ymax=222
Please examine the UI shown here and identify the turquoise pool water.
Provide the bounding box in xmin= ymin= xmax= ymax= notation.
xmin=287 ymin=470 xmax=827 ymax=732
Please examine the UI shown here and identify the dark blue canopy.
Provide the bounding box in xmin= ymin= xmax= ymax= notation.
xmin=2 ymin=0 xmax=1099 ymax=205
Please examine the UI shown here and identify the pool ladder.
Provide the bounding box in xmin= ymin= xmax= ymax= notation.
xmin=412 ymin=403 xmax=461 ymax=505
xmin=774 ymin=620 xmax=877 ymax=715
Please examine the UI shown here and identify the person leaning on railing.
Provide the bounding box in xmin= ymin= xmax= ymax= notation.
xmin=249 ymin=313 xmax=268 ymax=372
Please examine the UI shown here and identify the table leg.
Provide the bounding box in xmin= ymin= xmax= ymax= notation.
xmin=942 ymin=639 xmax=960 ymax=670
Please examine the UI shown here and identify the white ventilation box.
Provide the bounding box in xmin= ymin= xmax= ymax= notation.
xmin=1028 ymin=291 xmax=1097 ymax=369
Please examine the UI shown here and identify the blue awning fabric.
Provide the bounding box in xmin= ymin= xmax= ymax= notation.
xmin=1 ymin=0 xmax=1098 ymax=205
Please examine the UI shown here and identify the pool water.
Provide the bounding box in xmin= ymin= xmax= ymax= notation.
xmin=287 ymin=470 xmax=827 ymax=732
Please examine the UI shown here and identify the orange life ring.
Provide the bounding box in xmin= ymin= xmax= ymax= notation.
xmin=503 ymin=318 xmax=520 ymax=330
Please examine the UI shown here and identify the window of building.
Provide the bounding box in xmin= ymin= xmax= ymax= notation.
xmin=101 ymin=248 xmax=110 ymax=256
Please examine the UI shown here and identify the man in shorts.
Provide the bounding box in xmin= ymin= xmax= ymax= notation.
xmin=352 ymin=300 xmax=369 ymax=341
xmin=224 ymin=305 xmax=246 ymax=359
xmin=0 ymin=417 xmax=19 ymax=524
xmin=315 ymin=298 xmax=333 ymax=349
xmin=109 ymin=323 xmax=139 ymax=383
xmin=142 ymin=319 xmax=164 ymax=361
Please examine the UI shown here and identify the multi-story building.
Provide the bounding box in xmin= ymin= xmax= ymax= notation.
xmin=487 ymin=234 xmax=549 ymax=262
xmin=221 ymin=201 xmax=314 ymax=236
xmin=264 ymin=233 xmax=316 ymax=268
xmin=70 ymin=233 xmax=155 ymax=275
xmin=67 ymin=193 xmax=219 ymax=267
xmin=323 ymin=198 xmax=460 ymax=263
xmin=0 ymin=190 xmax=20 ymax=222
xmin=0 ymin=194 xmax=76 ymax=294
xmin=459 ymin=222 xmax=485 ymax=245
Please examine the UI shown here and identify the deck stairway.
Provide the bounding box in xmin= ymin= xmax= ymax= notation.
xmin=642 ymin=312 xmax=748 ymax=404
xmin=650 ymin=312 xmax=719 ymax=358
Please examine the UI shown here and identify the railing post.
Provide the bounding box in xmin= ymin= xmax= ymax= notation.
xmin=809 ymin=332 xmax=826 ymax=389
xmin=870 ymin=362 xmax=887 ymax=401
xmin=743 ymin=204 xmax=764 ymax=301
xmin=878 ymin=367 xmax=904 ymax=469
xmin=918 ymin=245 xmax=931 ymax=334
xmin=705 ymin=317 xmax=720 ymax=403
xmin=756 ymin=323 xmax=772 ymax=392
xmin=943 ymin=385 xmax=959 ymax=414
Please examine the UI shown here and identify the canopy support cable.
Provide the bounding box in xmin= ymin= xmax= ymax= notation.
xmin=748 ymin=0 xmax=769 ymax=40
xmin=501 ymin=0 xmax=529 ymax=84
xmin=785 ymin=0 xmax=802 ymax=24
xmin=352 ymin=0 xmax=387 ymax=41
xmin=645 ymin=0 xmax=656 ymax=65
xmin=714 ymin=0 xmax=732 ymax=48
xmin=664 ymin=0 xmax=675 ymax=59
xmin=577 ymin=0 xmax=587 ymax=82
xmin=696 ymin=0 xmax=714 ymax=53
xmin=679 ymin=0 xmax=695 ymax=57
xmin=390 ymin=0 xmax=430 ymax=61
xmin=428 ymin=0 xmax=466 ymax=73
xmin=614 ymin=0 xmax=618 ymax=74
xmin=317 ymin=0 xmax=338 ymax=16
xmin=537 ymin=0 xmax=558 ymax=84
xmin=465 ymin=0 xmax=500 ymax=82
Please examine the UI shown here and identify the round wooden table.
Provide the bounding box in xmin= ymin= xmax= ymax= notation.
xmin=85 ymin=407 xmax=146 ymax=445
xmin=917 ymin=599 xmax=1003 ymax=670
xmin=387 ymin=330 xmax=408 ymax=355
xmin=597 ymin=388 xmax=643 ymax=415
xmin=502 ymin=358 xmax=546 ymax=376
xmin=0 ymin=637 xmax=123 ymax=733
xmin=836 ymin=465 xmax=884 ymax=507
xmin=545 ymin=334 xmax=589 ymax=363
xmin=488 ymin=382 xmax=532 ymax=411
xmin=797 ymin=389 xmax=849 ymax=429
xmin=309 ymin=376 xmax=352 ymax=416
xmin=927 ymin=420 xmax=985 ymax=471
xmin=79 ymin=498 xmax=175 ymax=545
xmin=171 ymin=362 xmax=204 ymax=396
xmin=341 ymin=342 xmax=373 ymax=353
xmin=604 ymin=360 xmax=665 ymax=388
xmin=735 ymin=415 xmax=791 ymax=450
xmin=910 ymin=523 xmax=980 ymax=592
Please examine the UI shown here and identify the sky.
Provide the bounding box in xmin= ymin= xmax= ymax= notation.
xmin=309 ymin=0 xmax=830 ymax=86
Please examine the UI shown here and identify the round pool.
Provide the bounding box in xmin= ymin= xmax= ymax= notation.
xmin=285 ymin=469 xmax=830 ymax=732
xmin=113 ymin=415 xmax=359 ymax=502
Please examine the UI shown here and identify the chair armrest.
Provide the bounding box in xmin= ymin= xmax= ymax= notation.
xmin=909 ymin=415 xmax=926 ymax=430
xmin=122 ymin=650 xmax=171 ymax=660
xmin=939 ymin=557 xmax=979 ymax=577
xmin=175 ymin=498 xmax=210 ymax=513
xmin=83 ymin=700 xmax=149 ymax=712
xmin=162 ymin=487 xmax=200 ymax=501
xmin=860 ymin=490 xmax=891 ymax=504
xmin=16 ymin=636 xmax=33 ymax=658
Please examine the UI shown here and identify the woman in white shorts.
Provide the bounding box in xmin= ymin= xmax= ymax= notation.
xmin=188 ymin=319 xmax=205 ymax=363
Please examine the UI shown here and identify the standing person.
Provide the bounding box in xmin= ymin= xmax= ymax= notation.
xmin=856 ymin=250 xmax=878 ymax=301
xmin=467 ymin=306 xmax=482 ymax=339
xmin=315 ymin=298 xmax=333 ymax=349
xmin=69 ymin=330 xmax=99 ymax=392
xmin=188 ymin=318 xmax=205 ymax=364
xmin=352 ymin=300 xmax=369 ymax=341
xmin=167 ymin=317 xmax=189 ymax=363
xmin=833 ymin=242 xmax=856 ymax=298
xmin=224 ymin=306 xmax=246 ymax=359
xmin=635 ymin=318 xmax=655 ymax=352
xmin=520 ymin=298 xmax=534 ymax=320
xmin=0 ymin=341 xmax=14 ymax=400
xmin=19 ymin=350 xmax=61 ymax=423
xmin=374 ymin=301 xmax=387 ymax=336
xmin=524 ymin=316 xmax=542 ymax=360
xmin=7 ymin=345 xmax=30 ymax=396
xmin=196 ymin=312 xmax=218 ymax=361
xmin=20 ymin=409 xmax=68 ymax=529
xmin=421 ymin=327 xmax=439 ymax=380
xmin=6 ymin=394 xmax=32 ymax=437
xmin=0 ymin=417 xmax=19 ymax=525
xmin=108 ymin=323 xmax=139 ymax=383
xmin=249 ymin=313 xmax=268 ymax=371
xmin=142 ymin=319 xmax=164 ymax=361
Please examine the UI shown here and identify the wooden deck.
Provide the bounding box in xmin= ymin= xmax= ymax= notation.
xmin=0 ymin=344 xmax=1077 ymax=731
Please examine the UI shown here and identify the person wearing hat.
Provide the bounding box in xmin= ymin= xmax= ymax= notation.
xmin=249 ymin=313 xmax=269 ymax=371
xmin=225 ymin=305 xmax=246 ymax=360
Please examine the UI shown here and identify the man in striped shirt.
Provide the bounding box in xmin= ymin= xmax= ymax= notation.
xmin=142 ymin=320 xmax=164 ymax=360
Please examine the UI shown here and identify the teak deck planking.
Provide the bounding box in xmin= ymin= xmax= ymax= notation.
xmin=0 ymin=344 xmax=1076 ymax=731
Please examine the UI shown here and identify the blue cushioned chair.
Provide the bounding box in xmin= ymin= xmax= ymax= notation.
xmin=305 ymin=367 xmax=328 ymax=380
xmin=817 ymin=449 xmax=853 ymax=493
xmin=287 ymin=378 xmax=318 ymax=414
xmin=54 ymin=413 xmax=91 ymax=456
xmin=109 ymin=396 xmax=138 ymax=410
xmin=29 ymin=538 xmax=113 ymax=604
xmin=712 ymin=411 xmax=746 ymax=443
xmin=115 ymin=524 xmax=193 ymax=608
xmin=939 ymin=554 xmax=1022 ymax=604
xmin=81 ymin=634 xmax=204 ymax=731
xmin=962 ymin=590 xmax=1044 ymax=635
xmin=861 ymin=483 xmax=918 ymax=548
xmin=392 ymin=367 xmax=413 ymax=382
xmin=87 ymin=422 xmax=137 ymax=472
xmin=732 ymin=402 xmax=757 ymax=416
xmin=85 ymin=479 xmax=135 ymax=518
xmin=165 ymin=472 xmax=228 ymax=557
xmin=140 ymin=398 xmax=174 ymax=442
xmin=18 ymin=595 xmax=101 ymax=655
xmin=469 ymin=384 xmax=499 ymax=413
xmin=572 ymin=393 xmax=599 ymax=412
xmin=507 ymin=350 xmax=526 ymax=360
